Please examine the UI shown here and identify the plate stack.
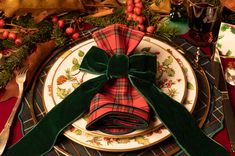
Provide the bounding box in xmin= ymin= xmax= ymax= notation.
xmin=42 ymin=36 xmax=203 ymax=153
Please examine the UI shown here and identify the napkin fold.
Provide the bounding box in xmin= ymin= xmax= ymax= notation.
xmin=4 ymin=24 xmax=229 ymax=156
xmin=86 ymin=26 xmax=150 ymax=134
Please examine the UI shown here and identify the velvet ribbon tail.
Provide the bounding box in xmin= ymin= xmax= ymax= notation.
xmin=130 ymin=76 xmax=229 ymax=156
xmin=4 ymin=75 xmax=108 ymax=156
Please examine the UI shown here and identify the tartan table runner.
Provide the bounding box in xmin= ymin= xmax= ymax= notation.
xmin=17 ymin=32 xmax=225 ymax=156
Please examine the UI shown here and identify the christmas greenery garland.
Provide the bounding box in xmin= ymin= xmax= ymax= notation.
xmin=0 ymin=7 xmax=178 ymax=89
xmin=0 ymin=3 xmax=235 ymax=89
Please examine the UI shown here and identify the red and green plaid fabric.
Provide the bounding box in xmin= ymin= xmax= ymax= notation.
xmin=85 ymin=24 xmax=150 ymax=134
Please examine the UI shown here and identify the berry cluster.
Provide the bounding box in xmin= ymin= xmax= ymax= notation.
xmin=0 ymin=18 xmax=22 ymax=46
xmin=0 ymin=19 xmax=5 ymax=28
xmin=125 ymin=0 xmax=155 ymax=33
xmin=52 ymin=15 xmax=82 ymax=40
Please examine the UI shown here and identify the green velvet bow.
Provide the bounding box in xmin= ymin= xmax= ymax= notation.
xmin=4 ymin=46 xmax=229 ymax=156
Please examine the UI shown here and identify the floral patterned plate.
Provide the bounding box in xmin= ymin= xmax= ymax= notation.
xmin=43 ymin=37 xmax=187 ymax=139
xmin=143 ymin=36 xmax=198 ymax=112
xmin=60 ymin=36 xmax=198 ymax=152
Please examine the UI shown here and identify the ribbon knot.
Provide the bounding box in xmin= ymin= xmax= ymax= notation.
xmin=80 ymin=46 xmax=157 ymax=83
xmin=107 ymin=53 xmax=129 ymax=79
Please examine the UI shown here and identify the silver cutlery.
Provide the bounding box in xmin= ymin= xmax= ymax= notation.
xmin=0 ymin=66 xmax=28 ymax=155
xmin=225 ymin=67 xmax=235 ymax=86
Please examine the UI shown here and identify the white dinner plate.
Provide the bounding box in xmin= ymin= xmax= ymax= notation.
xmin=42 ymin=36 xmax=197 ymax=151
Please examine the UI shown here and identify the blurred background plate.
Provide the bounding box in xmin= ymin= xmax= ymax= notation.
xmin=217 ymin=22 xmax=235 ymax=58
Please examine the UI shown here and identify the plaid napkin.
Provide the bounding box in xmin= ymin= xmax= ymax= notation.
xmin=86 ymin=25 xmax=150 ymax=134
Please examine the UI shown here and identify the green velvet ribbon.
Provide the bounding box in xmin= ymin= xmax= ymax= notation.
xmin=5 ymin=46 xmax=229 ymax=156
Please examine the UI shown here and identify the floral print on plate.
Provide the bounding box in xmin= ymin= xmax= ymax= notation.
xmin=42 ymin=37 xmax=197 ymax=151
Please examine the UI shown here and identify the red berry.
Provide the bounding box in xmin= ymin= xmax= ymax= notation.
xmin=57 ymin=20 xmax=65 ymax=28
xmin=52 ymin=16 xmax=59 ymax=23
xmin=136 ymin=16 xmax=145 ymax=24
xmin=0 ymin=19 xmax=5 ymax=28
xmin=136 ymin=24 xmax=145 ymax=31
xmin=2 ymin=31 xmax=9 ymax=39
xmin=126 ymin=0 xmax=134 ymax=5
xmin=135 ymin=2 xmax=143 ymax=9
xmin=134 ymin=7 xmax=142 ymax=15
xmin=72 ymin=33 xmax=80 ymax=40
xmin=146 ymin=26 xmax=155 ymax=33
xmin=132 ymin=14 xmax=138 ymax=21
xmin=126 ymin=5 xmax=134 ymax=13
xmin=65 ymin=27 xmax=75 ymax=35
xmin=126 ymin=16 xmax=132 ymax=21
xmin=15 ymin=38 xmax=22 ymax=46
xmin=134 ymin=0 xmax=141 ymax=3
xmin=8 ymin=32 xmax=17 ymax=41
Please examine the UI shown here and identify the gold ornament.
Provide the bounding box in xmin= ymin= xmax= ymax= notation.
xmin=150 ymin=0 xmax=171 ymax=14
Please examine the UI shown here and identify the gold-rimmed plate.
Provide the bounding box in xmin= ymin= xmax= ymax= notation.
xmin=24 ymin=36 xmax=212 ymax=155
xmin=44 ymin=36 xmax=199 ymax=152
xmin=143 ymin=36 xmax=198 ymax=112
xmin=42 ymin=37 xmax=188 ymax=140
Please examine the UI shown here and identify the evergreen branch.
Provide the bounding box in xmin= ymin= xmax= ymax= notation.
xmin=84 ymin=9 xmax=134 ymax=27
xmin=0 ymin=45 xmax=29 ymax=88
xmin=2 ymin=39 xmax=15 ymax=49
xmin=0 ymin=70 xmax=12 ymax=89
xmin=51 ymin=25 xmax=69 ymax=46
xmin=155 ymin=23 xmax=178 ymax=39
xmin=84 ymin=7 xmax=178 ymax=39
xmin=0 ymin=14 xmax=54 ymax=88
xmin=11 ymin=13 xmax=37 ymax=28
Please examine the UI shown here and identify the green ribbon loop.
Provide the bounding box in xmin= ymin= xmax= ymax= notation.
xmin=4 ymin=46 xmax=229 ymax=156
xmin=80 ymin=46 xmax=156 ymax=82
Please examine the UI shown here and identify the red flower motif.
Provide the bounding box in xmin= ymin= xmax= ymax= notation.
xmin=166 ymin=80 xmax=173 ymax=88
